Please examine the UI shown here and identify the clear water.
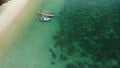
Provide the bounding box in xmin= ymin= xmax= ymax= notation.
xmin=0 ymin=0 xmax=120 ymax=68
xmin=0 ymin=0 xmax=64 ymax=68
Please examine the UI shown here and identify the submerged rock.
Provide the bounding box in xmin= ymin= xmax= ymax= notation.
xmin=78 ymin=62 xmax=85 ymax=68
xmin=51 ymin=61 xmax=55 ymax=64
xmin=66 ymin=63 xmax=78 ymax=68
xmin=48 ymin=48 xmax=56 ymax=59
xmin=60 ymin=54 xmax=68 ymax=61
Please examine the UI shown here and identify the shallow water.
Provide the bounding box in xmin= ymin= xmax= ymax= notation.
xmin=0 ymin=0 xmax=64 ymax=68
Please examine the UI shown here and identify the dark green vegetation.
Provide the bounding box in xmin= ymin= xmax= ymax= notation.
xmin=54 ymin=0 xmax=120 ymax=68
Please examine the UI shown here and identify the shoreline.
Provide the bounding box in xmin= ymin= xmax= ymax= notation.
xmin=0 ymin=0 xmax=42 ymax=61
xmin=0 ymin=0 xmax=29 ymax=60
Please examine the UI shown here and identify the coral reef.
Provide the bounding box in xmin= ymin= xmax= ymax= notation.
xmin=54 ymin=0 xmax=120 ymax=67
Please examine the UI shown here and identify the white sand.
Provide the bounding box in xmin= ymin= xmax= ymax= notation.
xmin=0 ymin=0 xmax=28 ymax=33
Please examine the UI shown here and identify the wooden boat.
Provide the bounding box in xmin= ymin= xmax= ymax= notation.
xmin=37 ymin=11 xmax=55 ymax=17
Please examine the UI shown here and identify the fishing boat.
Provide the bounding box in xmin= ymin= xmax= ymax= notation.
xmin=39 ymin=16 xmax=51 ymax=21
xmin=37 ymin=11 xmax=55 ymax=17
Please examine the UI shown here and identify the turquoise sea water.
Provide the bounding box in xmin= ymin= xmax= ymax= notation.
xmin=1 ymin=0 xmax=120 ymax=68
xmin=0 ymin=0 xmax=64 ymax=68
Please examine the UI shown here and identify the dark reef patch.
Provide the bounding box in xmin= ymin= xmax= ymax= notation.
xmin=48 ymin=48 xmax=56 ymax=59
xmin=54 ymin=0 xmax=120 ymax=67
xmin=60 ymin=54 xmax=68 ymax=61
xmin=51 ymin=61 xmax=55 ymax=65
xmin=66 ymin=63 xmax=78 ymax=68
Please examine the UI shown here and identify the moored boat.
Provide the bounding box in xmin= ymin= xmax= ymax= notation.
xmin=37 ymin=11 xmax=55 ymax=17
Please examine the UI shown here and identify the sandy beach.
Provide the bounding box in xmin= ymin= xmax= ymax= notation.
xmin=0 ymin=0 xmax=29 ymax=35
xmin=0 ymin=0 xmax=43 ymax=61
xmin=0 ymin=0 xmax=29 ymax=60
